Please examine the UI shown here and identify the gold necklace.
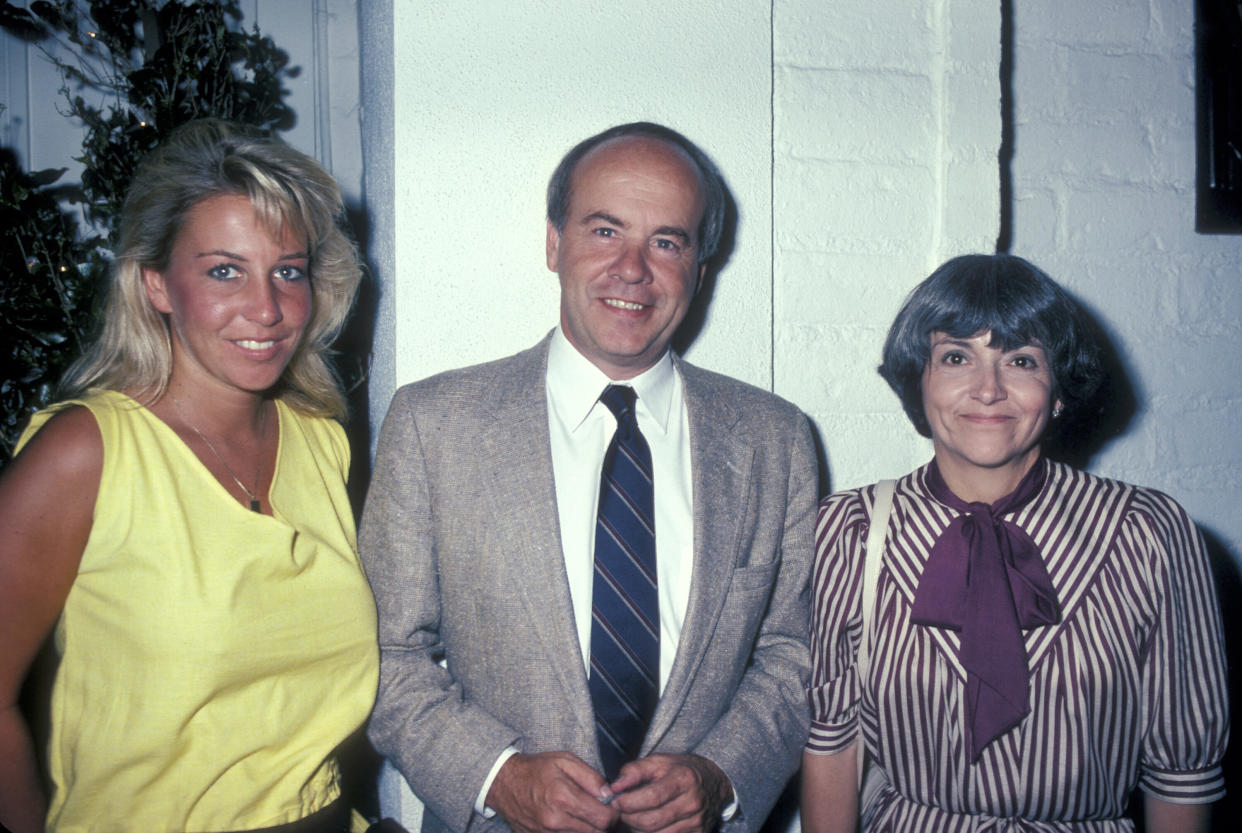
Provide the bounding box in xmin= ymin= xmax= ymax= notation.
xmin=168 ymin=394 xmax=267 ymax=512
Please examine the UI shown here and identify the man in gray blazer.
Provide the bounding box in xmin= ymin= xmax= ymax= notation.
xmin=361 ymin=122 xmax=816 ymax=833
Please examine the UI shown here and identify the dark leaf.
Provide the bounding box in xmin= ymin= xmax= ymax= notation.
xmin=27 ymin=166 xmax=69 ymax=187
xmin=28 ymin=0 xmax=69 ymax=29
xmin=0 ymin=1 xmax=50 ymax=40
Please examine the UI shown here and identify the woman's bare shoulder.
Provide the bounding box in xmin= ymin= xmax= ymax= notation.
xmin=11 ymin=404 xmax=103 ymax=479
xmin=4 ymin=404 xmax=103 ymax=535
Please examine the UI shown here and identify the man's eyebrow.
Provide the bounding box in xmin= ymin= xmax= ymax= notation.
xmin=580 ymin=211 xmax=627 ymax=228
xmin=652 ymin=225 xmax=691 ymax=243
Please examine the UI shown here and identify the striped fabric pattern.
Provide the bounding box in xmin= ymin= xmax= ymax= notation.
xmin=589 ymin=385 xmax=659 ymax=780
xmin=807 ymin=460 xmax=1229 ymax=831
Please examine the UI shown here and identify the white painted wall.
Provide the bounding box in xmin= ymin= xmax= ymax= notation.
xmin=386 ymin=0 xmax=774 ymax=392
xmin=246 ymin=0 xmax=364 ymax=208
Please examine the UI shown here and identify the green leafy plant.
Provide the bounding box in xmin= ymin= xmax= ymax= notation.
xmin=0 ymin=0 xmax=296 ymax=465
xmin=0 ymin=144 xmax=103 ymax=457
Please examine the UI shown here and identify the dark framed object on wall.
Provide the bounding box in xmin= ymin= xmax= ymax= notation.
xmin=1197 ymin=0 xmax=1242 ymax=233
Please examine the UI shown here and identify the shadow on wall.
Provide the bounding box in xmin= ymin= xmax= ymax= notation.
xmin=672 ymin=178 xmax=739 ymax=359
xmin=338 ymin=200 xmax=381 ymax=518
xmin=1043 ymin=295 xmax=1139 ymax=470
xmin=761 ymin=778 xmax=799 ymax=833
xmin=808 ymin=419 xmax=833 ymax=501
xmin=335 ymin=200 xmax=385 ymax=817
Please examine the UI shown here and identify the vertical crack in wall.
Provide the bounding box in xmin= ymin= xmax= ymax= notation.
xmin=996 ymin=0 xmax=1015 ymax=252
xmin=312 ymin=0 xmax=332 ymax=168
xmin=768 ymin=0 xmax=777 ymax=392
xmin=932 ymin=0 xmax=948 ymax=257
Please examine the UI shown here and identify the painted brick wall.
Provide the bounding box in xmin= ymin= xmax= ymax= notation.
xmin=770 ymin=0 xmax=1242 ymax=580
xmin=774 ymin=0 xmax=1001 ymax=491
xmin=1010 ymin=0 xmax=1242 ymax=570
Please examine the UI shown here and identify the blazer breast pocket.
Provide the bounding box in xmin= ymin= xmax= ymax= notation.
xmin=727 ymin=559 xmax=780 ymax=594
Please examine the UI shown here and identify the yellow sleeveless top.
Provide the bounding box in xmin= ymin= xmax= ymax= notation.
xmin=17 ymin=390 xmax=378 ymax=833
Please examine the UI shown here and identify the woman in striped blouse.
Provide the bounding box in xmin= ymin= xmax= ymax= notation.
xmin=801 ymin=254 xmax=1228 ymax=832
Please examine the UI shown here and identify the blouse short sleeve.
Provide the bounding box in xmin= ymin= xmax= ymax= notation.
xmin=806 ymin=488 xmax=870 ymax=754
xmin=1127 ymin=488 xmax=1230 ymax=803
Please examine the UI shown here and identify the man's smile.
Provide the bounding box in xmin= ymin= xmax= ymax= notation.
xmin=602 ymin=298 xmax=648 ymax=311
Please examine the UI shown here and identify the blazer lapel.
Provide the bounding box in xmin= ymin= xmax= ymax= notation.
xmin=475 ymin=336 xmax=596 ymax=740
xmin=644 ymin=360 xmax=754 ymax=748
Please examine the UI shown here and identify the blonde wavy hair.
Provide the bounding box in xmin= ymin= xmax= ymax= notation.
xmin=60 ymin=119 xmax=363 ymax=419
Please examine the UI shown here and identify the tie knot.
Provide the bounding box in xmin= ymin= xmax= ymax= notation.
xmin=600 ymin=385 xmax=639 ymax=430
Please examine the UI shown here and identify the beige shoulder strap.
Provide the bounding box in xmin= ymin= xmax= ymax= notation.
xmin=855 ymin=479 xmax=896 ymax=791
xmin=858 ymin=479 xmax=896 ymax=679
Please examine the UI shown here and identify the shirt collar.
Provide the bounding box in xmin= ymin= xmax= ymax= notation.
xmin=547 ymin=326 xmax=677 ymax=435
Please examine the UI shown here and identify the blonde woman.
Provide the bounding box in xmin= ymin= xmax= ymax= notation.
xmin=0 ymin=120 xmax=377 ymax=833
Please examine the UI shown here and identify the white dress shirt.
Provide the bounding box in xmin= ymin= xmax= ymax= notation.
xmin=546 ymin=326 xmax=695 ymax=691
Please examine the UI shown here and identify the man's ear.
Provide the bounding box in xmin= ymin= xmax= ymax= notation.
xmin=142 ymin=267 xmax=173 ymax=314
xmin=545 ymin=220 xmax=560 ymax=273
xmin=695 ymin=262 xmax=707 ymax=295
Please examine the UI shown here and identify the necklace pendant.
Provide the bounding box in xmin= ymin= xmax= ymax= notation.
xmin=249 ymin=498 xmax=262 ymax=513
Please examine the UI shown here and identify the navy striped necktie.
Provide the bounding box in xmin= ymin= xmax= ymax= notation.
xmin=589 ymin=384 xmax=659 ymax=780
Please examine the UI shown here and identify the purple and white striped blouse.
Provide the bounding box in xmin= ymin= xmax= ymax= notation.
xmin=807 ymin=459 xmax=1228 ymax=831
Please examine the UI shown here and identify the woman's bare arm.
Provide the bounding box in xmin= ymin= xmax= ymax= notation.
xmin=0 ymin=407 xmax=101 ymax=833
xmin=1143 ymin=795 xmax=1211 ymax=833
xmin=800 ymin=745 xmax=859 ymax=833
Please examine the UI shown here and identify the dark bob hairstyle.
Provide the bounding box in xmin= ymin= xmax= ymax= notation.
xmin=879 ymin=253 xmax=1104 ymax=438
xmin=546 ymin=121 xmax=727 ymax=265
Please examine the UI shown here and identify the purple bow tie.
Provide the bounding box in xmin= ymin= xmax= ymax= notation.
xmin=910 ymin=460 xmax=1061 ymax=761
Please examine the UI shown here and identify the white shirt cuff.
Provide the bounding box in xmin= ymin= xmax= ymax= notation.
xmin=721 ymin=785 xmax=739 ymax=821
xmin=474 ymin=746 xmax=520 ymax=818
